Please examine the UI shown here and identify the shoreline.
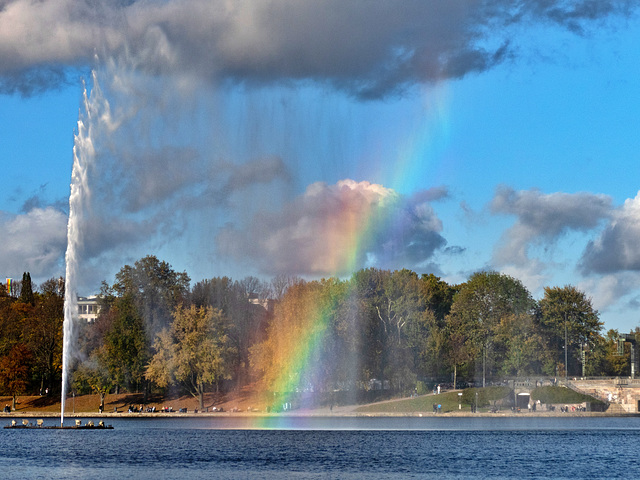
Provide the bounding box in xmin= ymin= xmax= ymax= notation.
xmin=2 ymin=388 xmax=634 ymax=419
xmin=2 ymin=410 xmax=639 ymax=419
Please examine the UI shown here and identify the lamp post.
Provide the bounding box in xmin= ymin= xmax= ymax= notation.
xmin=565 ymin=318 xmax=568 ymax=381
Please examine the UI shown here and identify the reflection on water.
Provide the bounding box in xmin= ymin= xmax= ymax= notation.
xmin=48 ymin=415 xmax=640 ymax=430
xmin=2 ymin=417 xmax=640 ymax=479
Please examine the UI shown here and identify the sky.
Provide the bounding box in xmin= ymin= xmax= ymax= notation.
xmin=1 ymin=0 xmax=640 ymax=332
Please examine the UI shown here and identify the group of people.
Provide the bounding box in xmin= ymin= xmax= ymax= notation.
xmin=97 ymin=404 xmax=205 ymax=414
xmin=560 ymin=405 xmax=586 ymax=412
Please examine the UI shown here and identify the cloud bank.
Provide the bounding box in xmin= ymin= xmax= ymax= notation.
xmin=1 ymin=0 xmax=637 ymax=97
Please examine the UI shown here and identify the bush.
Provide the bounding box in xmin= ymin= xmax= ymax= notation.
xmin=416 ymin=381 xmax=428 ymax=395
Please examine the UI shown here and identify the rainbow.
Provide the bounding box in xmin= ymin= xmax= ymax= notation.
xmin=251 ymin=280 xmax=344 ymax=428
xmin=252 ymin=82 xmax=453 ymax=427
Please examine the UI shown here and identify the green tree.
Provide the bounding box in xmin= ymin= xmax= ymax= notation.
xmin=346 ymin=268 xmax=425 ymax=390
xmin=495 ymin=313 xmax=554 ymax=376
xmin=103 ymin=295 xmax=148 ymax=394
xmin=420 ymin=273 xmax=457 ymax=322
xmin=72 ymin=349 xmax=114 ymax=411
xmin=332 ymin=279 xmax=374 ymax=390
xmin=447 ymin=271 xmax=535 ymax=386
xmin=108 ymin=255 xmax=190 ymax=340
xmin=585 ymin=329 xmax=628 ymax=376
xmin=348 ymin=269 xmax=387 ymax=384
xmin=443 ymin=312 xmax=475 ymax=390
xmin=415 ymin=274 xmax=458 ymax=380
xmin=376 ymin=269 xmax=424 ymax=390
xmin=19 ymin=272 xmax=34 ymax=305
xmin=147 ymin=306 xmax=232 ymax=409
xmin=539 ymin=285 xmax=602 ymax=378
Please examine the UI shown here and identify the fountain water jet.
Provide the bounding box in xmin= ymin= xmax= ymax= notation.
xmin=61 ymin=75 xmax=97 ymax=426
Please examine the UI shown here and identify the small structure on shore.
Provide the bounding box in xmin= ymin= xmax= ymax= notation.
xmin=4 ymin=419 xmax=113 ymax=430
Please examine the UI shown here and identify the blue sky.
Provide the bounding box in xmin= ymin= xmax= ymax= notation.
xmin=1 ymin=1 xmax=640 ymax=332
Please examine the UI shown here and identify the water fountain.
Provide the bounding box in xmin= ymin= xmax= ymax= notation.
xmin=60 ymin=77 xmax=95 ymax=427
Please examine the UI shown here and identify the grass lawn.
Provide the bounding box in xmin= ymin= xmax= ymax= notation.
xmin=353 ymin=386 xmax=603 ymax=414
xmin=354 ymin=391 xmax=470 ymax=414
xmin=531 ymin=386 xmax=605 ymax=407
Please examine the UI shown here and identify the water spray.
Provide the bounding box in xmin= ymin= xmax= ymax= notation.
xmin=61 ymin=75 xmax=96 ymax=426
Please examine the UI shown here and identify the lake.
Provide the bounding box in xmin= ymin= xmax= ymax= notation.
xmin=2 ymin=416 xmax=640 ymax=479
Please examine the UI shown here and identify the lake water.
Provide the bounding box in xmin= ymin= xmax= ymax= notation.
xmin=2 ymin=416 xmax=640 ymax=479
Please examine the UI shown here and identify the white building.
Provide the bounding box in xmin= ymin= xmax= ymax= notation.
xmin=77 ymin=295 xmax=100 ymax=323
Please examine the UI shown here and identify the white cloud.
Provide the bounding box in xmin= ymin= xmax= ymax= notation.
xmin=0 ymin=207 xmax=67 ymax=281
xmin=491 ymin=186 xmax=612 ymax=266
xmin=216 ymin=179 xmax=447 ymax=276
xmin=577 ymin=274 xmax=639 ymax=314
xmin=581 ymin=191 xmax=640 ymax=274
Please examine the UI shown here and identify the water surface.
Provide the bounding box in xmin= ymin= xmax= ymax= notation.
xmin=2 ymin=417 xmax=639 ymax=479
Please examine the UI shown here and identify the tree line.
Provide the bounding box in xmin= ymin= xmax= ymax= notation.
xmin=0 ymin=256 xmax=636 ymax=409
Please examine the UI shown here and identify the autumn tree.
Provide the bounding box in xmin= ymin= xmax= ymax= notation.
xmin=250 ymin=278 xmax=349 ymax=406
xmin=146 ymin=305 xmax=233 ymax=409
xmin=250 ymin=279 xmax=315 ymax=393
xmin=0 ymin=296 xmax=23 ymax=356
xmin=191 ymin=277 xmax=271 ymax=388
xmin=0 ymin=343 xmax=33 ymax=410
xmin=25 ymin=282 xmax=64 ymax=395
xmin=269 ymin=274 xmax=301 ymax=300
